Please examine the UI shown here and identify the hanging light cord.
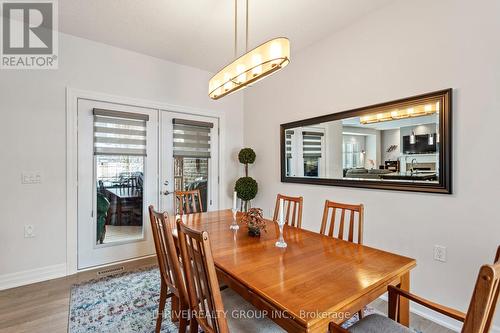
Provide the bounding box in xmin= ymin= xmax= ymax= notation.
xmin=246 ymin=0 xmax=249 ymax=52
xmin=234 ymin=0 xmax=238 ymax=57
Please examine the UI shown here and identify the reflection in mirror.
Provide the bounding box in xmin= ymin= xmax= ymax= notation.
xmin=283 ymin=90 xmax=451 ymax=192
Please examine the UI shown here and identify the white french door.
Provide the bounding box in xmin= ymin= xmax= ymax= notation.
xmin=159 ymin=111 xmax=219 ymax=215
xmin=76 ymin=98 xmax=219 ymax=270
xmin=77 ymin=99 xmax=158 ymax=269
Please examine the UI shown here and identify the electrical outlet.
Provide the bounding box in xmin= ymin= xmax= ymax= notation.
xmin=24 ymin=224 xmax=35 ymax=238
xmin=434 ymin=245 xmax=447 ymax=262
xmin=22 ymin=172 xmax=41 ymax=184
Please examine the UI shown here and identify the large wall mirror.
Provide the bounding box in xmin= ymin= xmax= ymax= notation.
xmin=281 ymin=89 xmax=452 ymax=193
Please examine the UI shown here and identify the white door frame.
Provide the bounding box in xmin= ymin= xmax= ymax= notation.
xmin=66 ymin=88 xmax=225 ymax=275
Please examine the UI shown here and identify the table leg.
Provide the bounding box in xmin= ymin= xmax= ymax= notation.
xmin=399 ymin=272 xmax=410 ymax=327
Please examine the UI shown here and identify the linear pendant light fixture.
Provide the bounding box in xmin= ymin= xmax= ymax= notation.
xmin=208 ymin=0 xmax=290 ymax=100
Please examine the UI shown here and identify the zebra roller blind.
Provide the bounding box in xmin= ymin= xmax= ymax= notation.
xmin=302 ymin=131 xmax=323 ymax=158
xmin=93 ymin=109 xmax=149 ymax=156
xmin=285 ymin=130 xmax=294 ymax=158
xmin=173 ymin=119 xmax=214 ymax=158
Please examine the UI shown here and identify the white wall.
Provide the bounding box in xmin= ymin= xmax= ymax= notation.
xmin=0 ymin=33 xmax=243 ymax=282
xmin=381 ymin=129 xmax=400 ymax=162
xmin=244 ymin=0 xmax=500 ymax=330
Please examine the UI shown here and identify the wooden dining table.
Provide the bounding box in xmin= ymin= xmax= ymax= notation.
xmin=176 ymin=209 xmax=416 ymax=333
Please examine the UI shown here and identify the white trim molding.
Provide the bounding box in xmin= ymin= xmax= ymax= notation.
xmin=0 ymin=264 xmax=67 ymax=291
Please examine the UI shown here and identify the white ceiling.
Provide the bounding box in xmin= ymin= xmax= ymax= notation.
xmin=59 ymin=0 xmax=394 ymax=72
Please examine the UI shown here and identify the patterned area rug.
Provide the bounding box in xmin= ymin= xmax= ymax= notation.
xmin=69 ymin=267 xmax=177 ymax=333
xmin=69 ymin=266 xmax=421 ymax=333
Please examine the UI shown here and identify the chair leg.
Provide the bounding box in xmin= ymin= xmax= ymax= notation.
xmin=357 ymin=309 xmax=364 ymax=320
xmin=156 ymin=282 xmax=168 ymax=333
xmin=189 ymin=317 xmax=198 ymax=333
xmin=171 ymin=294 xmax=180 ymax=322
xmin=179 ymin=309 xmax=189 ymax=333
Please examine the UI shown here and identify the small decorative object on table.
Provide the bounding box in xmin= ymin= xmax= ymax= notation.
xmin=275 ymin=198 xmax=287 ymax=248
xmin=241 ymin=208 xmax=266 ymax=237
xmin=230 ymin=191 xmax=240 ymax=230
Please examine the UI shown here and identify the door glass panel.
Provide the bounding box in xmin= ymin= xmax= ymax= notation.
xmin=173 ymin=156 xmax=208 ymax=213
xmin=96 ymin=155 xmax=144 ymax=244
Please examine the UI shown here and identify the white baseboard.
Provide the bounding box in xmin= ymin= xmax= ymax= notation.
xmin=379 ymin=295 xmax=500 ymax=333
xmin=0 ymin=263 xmax=67 ymax=291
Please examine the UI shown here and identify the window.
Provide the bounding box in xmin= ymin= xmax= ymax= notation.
xmin=93 ymin=109 xmax=148 ymax=244
xmin=343 ymin=142 xmax=362 ymax=169
xmin=285 ymin=130 xmax=294 ymax=176
xmin=172 ymin=118 xmax=213 ymax=213
xmin=302 ymin=130 xmax=323 ymax=177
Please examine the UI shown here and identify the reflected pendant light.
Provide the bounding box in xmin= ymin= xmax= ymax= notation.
xmin=410 ymin=130 xmax=416 ymax=144
xmin=208 ymin=0 xmax=290 ymax=100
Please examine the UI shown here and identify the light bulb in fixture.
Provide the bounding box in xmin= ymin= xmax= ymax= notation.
xmin=391 ymin=111 xmax=398 ymax=118
xmin=424 ymin=104 xmax=432 ymax=112
xmin=407 ymin=108 xmax=414 ymax=115
xmin=251 ymin=54 xmax=263 ymax=76
xmin=270 ymin=42 xmax=282 ymax=67
xmin=223 ymin=73 xmax=232 ymax=91
xmin=236 ymin=64 xmax=246 ymax=83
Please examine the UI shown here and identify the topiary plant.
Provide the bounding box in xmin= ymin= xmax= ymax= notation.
xmin=238 ymin=147 xmax=256 ymax=176
xmin=235 ymin=148 xmax=258 ymax=211
xmin=234 ymin=177 xmax=258 ymax=201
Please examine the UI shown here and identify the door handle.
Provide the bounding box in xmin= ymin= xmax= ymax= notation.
xmin=163 ymin=189 xmax=172 ymax=196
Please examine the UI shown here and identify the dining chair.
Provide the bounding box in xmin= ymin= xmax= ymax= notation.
xmin=177 ymin=219 xmax=286 ymax=333
xmin=148 ymin=206 xmax=189 ymax=333
xmin=177 ymin=219 xmax=229 ymax=333
xmin=272 ymin=194 xmax=303 ymax=228
xmin=320 ymin=200 xmax=364 ymax=244
xmin=329 ymin=245 xmax=500 ymax=333
xmin=175 ymin=189 xmax=203 ymax=215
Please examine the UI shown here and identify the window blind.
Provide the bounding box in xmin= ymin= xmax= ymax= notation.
xmin=285 ymin=130 xmax=294 ymax=158
xmin=173 ymin=119 xmax=213 ymax=158
xmin=93 ymin=109 xmax=149 ymax=156
xmin=302 ymin=131 xmax=323 ymax=158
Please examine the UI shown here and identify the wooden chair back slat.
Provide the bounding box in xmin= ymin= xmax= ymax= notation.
xmin=320 ymin=200 xmax=364 ymax=244
xmin=272 ymin=194 xmax=303 ymax=228
xmin=348 ymin=211 xmax=355 ymax=242
xmin=338 ymin=209 xmax=345 ymax=240
xmin=175 ymin=190 xmax=203 ymax=215
xmin=177 ymin=220 xmax=229 ymax=333
xmin=462 ymin=261 xmax=500 ymax=333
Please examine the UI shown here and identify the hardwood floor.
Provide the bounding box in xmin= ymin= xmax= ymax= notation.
xmin=0 ymin=257 xmax=156 ymax=333
xmin=0 ymin=256 xmax=455 ymax=333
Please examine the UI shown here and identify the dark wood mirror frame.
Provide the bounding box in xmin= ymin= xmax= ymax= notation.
xmin=280 ymin=89 xmax=452 ymax=194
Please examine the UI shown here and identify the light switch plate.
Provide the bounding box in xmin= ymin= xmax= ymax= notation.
xmin=22 ymin=172 xmax=41 ymax=184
